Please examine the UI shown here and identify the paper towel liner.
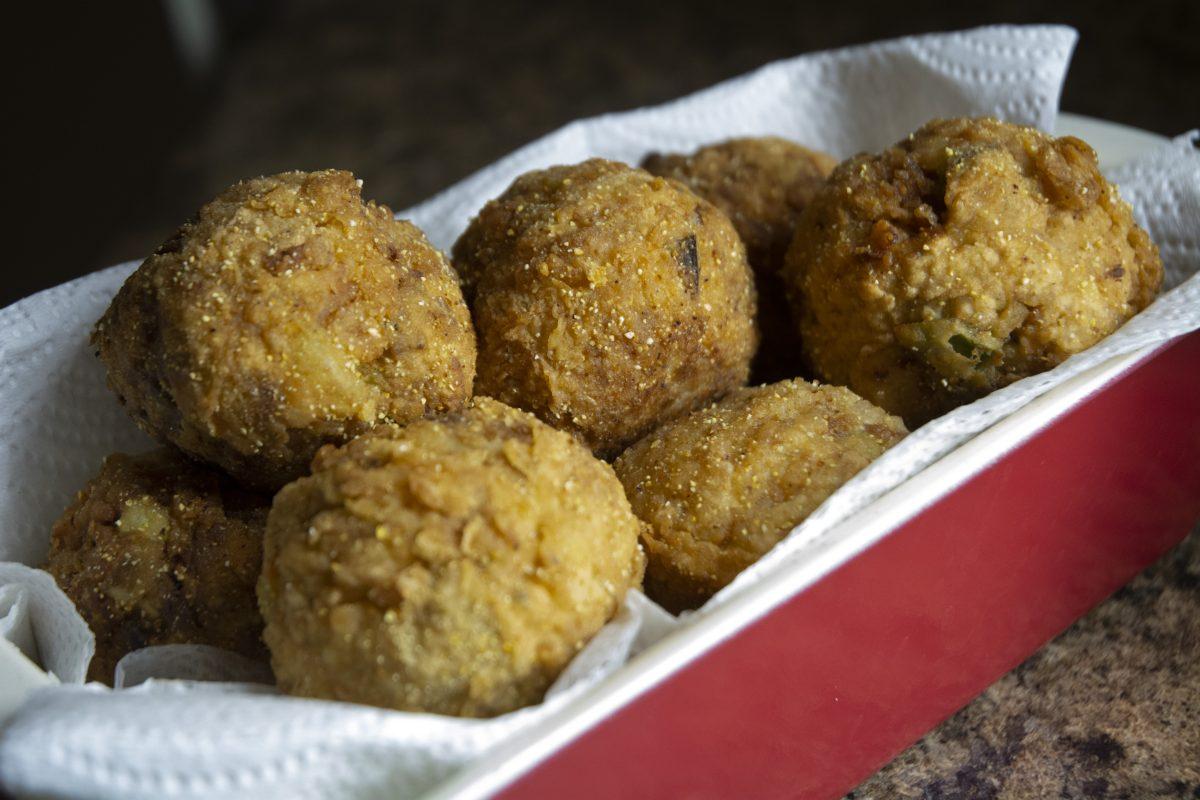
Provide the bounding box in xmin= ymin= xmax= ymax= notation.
xmin=2 ymin=24 xmax=1198 ymax=800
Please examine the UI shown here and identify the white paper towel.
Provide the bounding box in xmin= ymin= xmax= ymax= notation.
xmin=2 ymin=24 xmax=1198 ymax=800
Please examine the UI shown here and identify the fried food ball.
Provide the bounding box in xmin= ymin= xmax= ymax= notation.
xmin=94 ymin=170 xmax=476 ymax=490
xmin=452 ymin=158 xmax=757 ymax=456
xmin=44 ymin=448 xmax=269 ymax=684
xmin=614 ymin=380 xmax=906 ymax=613
xmin=258 ymin=397 xmax=646 ymax=717
xmin=784 ymin=117 xmax=1162 ymax=427
xmin=643 ymin=137 xmax=837 ymax=382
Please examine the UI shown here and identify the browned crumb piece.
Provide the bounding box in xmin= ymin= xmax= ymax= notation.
xmin=94 ymin=169 xmax=477 ymax=491
xmin=643 ymin=137 xmax=837 ymax=382
xmin=258 ymin=397 xmax=646 ymax=717
xmin=45 ymin=448 xmax=269 ymax=684
xmin=615 ymin=380 xmax=906 ymax=613
xmin=784 ymin=117 xmax=1162 ymax=427
xmin=452 ymin=158 xmax=757 ymax=457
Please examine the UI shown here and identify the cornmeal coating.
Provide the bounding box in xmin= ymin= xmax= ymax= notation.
xmin=94 ymin=170 xmax=476 ymax=490
xmin=45 ymin=448 xmax=269 ymax=684
xmin=785 ymin=118 xmax=1162 ymax=427
xmin=643 ymin=137 xmax=837 ymax=381
xmin=452 ymin=159 xmax=756 ymax=456
xmin=614 ymin=380 xmax=905 ymax=613
xmin=258 ymin=397 xmax=646 ymax=717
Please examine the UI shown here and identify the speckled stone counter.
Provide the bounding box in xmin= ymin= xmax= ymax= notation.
xmin=68 ymin=3 xmax=1199 ymax=794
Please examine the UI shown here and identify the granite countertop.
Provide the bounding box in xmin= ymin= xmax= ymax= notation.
xmin=43 ymin=2 xmax=1200 ymax=794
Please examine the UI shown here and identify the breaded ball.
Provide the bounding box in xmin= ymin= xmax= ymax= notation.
xmin=785 ymin=118 xmax=1162 ymax=427
xmin=44 ymin=448 xmax=269 ymax=684
xmin=94 ymin=170 xmax=476 ymax=490
xmin=614 ymin=380 xmax=906 ymax=613
xmin=452 ymin=158 xmax=756 ymax=456
xmin=258 ymin=397 xmax=646 ymax=717
xmin=643 ymin=137 xmax=837 ymax=381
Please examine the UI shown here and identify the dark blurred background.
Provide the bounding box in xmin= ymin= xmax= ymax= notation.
xmin=8 ymin=0 xmax=1198 ymax=308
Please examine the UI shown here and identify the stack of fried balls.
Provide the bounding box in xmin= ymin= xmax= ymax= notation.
xmin=45 ymin=118 xmax=1161 ymax=716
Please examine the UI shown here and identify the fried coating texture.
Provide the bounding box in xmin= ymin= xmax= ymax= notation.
xmin=45 ymin=448 xmax=268 ymax=684
xmin=258 ymin=397 xmax=646 ymax=717
xmin=784 ymin=118 xmax=1162 ymax=427
xmin=643 ymin=137 xmax=837 ymax=381
xmin=452 ymin=158 xmax=756 ymax=456
xmin=94 ymin=170 xmax=476 ymax=490
xmin=614 ymin=380 xmax=906 ymax=613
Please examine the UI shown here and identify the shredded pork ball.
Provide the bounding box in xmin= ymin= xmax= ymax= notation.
xmin=615 ymin=380 xmax=906 ymax=612
xmin=258 ymin=397 xmax=646 ymax=717
xmin=453 ymin=158 xmax=757 ymax=456
xmin=784 ymin=118 xmax=1162 ymax=427
xmin=94 ymin=170 xmax=476 ymax=490
xmin=45 ymin=449 xmax=269 ymax=684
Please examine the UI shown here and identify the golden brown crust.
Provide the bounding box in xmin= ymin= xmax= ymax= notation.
xmin=258 ymin=397 xmax=646 ymax=717
xmin=452 ymin=158 xmax=757 ymax=456
xmin=94 ymin=170 xmax=477 ymax=490
xmin=44 ymin=448 xmax=269 ymax=684
xmin=784 ymin=118 xmax=1162 ymax=427
xmin=643 ymin=137 xmax=837 ymax=383
xmin=615 ymin=380 xmax=905 ymax=613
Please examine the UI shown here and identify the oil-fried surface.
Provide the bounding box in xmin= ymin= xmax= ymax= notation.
xmin=45 ymin=448 xmax=269 ymax=684
xmin=94 ymin=170 xmax=476 ymax=490
xmin=615 ymin=380 xmax=905 ymax=613
xmin=785 ymin=118 xmax=1162 ymax=427
xmin=258 ymin=397 xmax=646 ymax=717
xmin=643 ymin=137 xmax=837 ymax=382
xmin=453 ymin=159 xmax=757 ymax=456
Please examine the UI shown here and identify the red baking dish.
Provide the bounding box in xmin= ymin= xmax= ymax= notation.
xmin=0 ymin=112 xmax=1194 ymax=800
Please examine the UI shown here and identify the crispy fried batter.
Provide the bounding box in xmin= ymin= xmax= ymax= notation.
xmin=94 ymin=170 xmax=476 ymax=490
xmin=452 ymin=158 xmax=757 ymax=456
xmin=784 ymin=118 xmax=1162 ymax=427
xmin=643 ymin=137 xmax=837 ymax=381
xmin=45 ymin=448 xmax=269 ymax=683
xmin=258 ymin=397 xmax=646 ymax=717
xmin=615 ymin=380 xmax=905 ymax=612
